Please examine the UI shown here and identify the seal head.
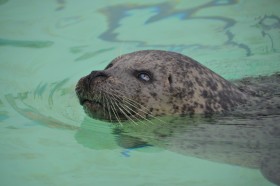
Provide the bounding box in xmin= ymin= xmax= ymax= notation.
xmin=76 ymin=50 xmax=247 ymax=122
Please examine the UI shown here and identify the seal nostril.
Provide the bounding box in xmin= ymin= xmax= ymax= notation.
xmin=90 ymin=71 xmax=109 ymax=79
xmin=84 ymin=71 xmax=109 ymax=90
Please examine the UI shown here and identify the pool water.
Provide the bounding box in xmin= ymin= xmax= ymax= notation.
xmin=1 ymin=0 xmax=280 ymax=186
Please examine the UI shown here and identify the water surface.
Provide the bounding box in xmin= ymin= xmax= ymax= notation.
xmin=1 ymin=0 xmax=280 ymax=185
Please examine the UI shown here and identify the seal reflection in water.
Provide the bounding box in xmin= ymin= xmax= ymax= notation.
xmin=75 ymin=50 xmax=248 ymax=122
xmin=76 ymin=50 xmax=280 ymax=185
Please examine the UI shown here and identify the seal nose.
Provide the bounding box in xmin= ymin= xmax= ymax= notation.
xmin=90 ymin=71 xmax=109 ymax=79
xmin=83 ymin=70 xmax=109 ymax=91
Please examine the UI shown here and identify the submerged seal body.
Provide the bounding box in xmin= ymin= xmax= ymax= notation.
xmin=75 ymin=50 xmax=280 ymax=185
xmin=75 ymin=50 xmax=248 ymax=122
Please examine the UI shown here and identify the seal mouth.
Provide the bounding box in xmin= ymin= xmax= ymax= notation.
xmin=79 ymin=95 xmax=141 ymax=122
xmin=76 ymin=86 xmax=144 ymax=122
xmin=80 ymin=98 xmax=102 ymax=106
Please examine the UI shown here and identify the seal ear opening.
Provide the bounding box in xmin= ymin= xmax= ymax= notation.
xmin=168 ymin=75 xmax=173 ymax=85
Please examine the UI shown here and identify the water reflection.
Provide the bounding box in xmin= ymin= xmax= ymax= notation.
xmin=5 ymin=73 xmax=279 ymax=184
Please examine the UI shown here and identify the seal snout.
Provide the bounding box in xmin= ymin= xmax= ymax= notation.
xmin=80 ymin=70 xmax=109 ymax=91
xmin=75 ymin=70 xmax=109 ymax=107
xmin=85 ymin=70 xmax=109 ymax=88
xmin=90 ymin=71 xmax=109 ymax=79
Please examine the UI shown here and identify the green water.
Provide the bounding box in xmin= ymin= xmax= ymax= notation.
xmin=0 ymin=0 xmax=280 ymax=186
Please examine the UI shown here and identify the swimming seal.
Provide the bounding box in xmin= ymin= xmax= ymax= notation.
xmin=75 ymin=50 xmax=280 ymax=185
xmin=75 ymin=50 xmax=248 ymax=122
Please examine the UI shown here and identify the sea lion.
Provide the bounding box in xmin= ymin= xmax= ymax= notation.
xmin=75 ymin=50 xmax=248 ymax=122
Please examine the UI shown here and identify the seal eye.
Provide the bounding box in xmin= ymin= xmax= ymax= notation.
xmin=137 ymin=72 xmax=151 ymax=82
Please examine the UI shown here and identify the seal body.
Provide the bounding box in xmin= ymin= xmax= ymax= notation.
xmin=75 ymin=50 xmax=248 ymax=122
xmin=75 ymin=50 xmax=280 ymax=185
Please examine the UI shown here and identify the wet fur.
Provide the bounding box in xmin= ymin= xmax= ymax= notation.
xmin=76 ymin=50 xmax=280 ymax=185
xmin=76 ymin=50 xmax=248 ymax=122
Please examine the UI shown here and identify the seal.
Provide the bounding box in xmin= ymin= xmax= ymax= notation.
xmin=75 ymin=52 xmax=280 ymax=185
xmin=75 ymin=50 xmax=248 ymax=122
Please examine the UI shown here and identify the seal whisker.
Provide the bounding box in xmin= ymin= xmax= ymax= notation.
xmin=102 ymin=93 xmax=113 ymax=123
xmin=103 ymin=90 xmax=163 ymax=125
xmin=107 ymin=89 xmax=167 ymax=124
xmin=121 ymin=98 xmax=161 ymax=125
xmin=121 ymin=103 xmax=153 ymax=125
xmin=100 ymin=90 xmax=107 ymax=118
xmin=106 ymin=94 xmax=123 ymax=126
xmin=108 ymin=92 xmax=150 ymax=126
xmin=102 ymin=88 xmax=147 ymax=121
xmin=111 ymin=98 xmax=139 ymax=126
xmin=113 ymin=96 xmax=154 ymax=125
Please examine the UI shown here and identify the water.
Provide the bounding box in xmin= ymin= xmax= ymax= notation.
xmin=1 ymin=0 xmax=280 ymax=185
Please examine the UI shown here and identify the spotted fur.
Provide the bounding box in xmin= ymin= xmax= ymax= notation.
xmin=76 ymin=50 xmax=248 ymax=122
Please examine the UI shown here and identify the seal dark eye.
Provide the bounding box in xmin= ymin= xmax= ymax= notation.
xmin=138 ymin=73 xmax=151 ymax=81
xmin=135 ymin=71 xmax=152 ymax=82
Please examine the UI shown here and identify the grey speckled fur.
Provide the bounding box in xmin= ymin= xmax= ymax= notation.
xmin=76 ymin=50 xmax=280 ymax=185
xmin=76 ymin=50 xmax=248 ymax=120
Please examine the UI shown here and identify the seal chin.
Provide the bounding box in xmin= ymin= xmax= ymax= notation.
xmin=76 ymin=89 xmax=103 ymax=111
xmin=80 ymin=97 xmax=103 ymax=113
xmin=80 ymin=96 xmax=135 ymax=122
xmin=83 ymin=100 xmax=109 ymax=121
xmin=81 ymin=99 xmax=102 ymax=108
